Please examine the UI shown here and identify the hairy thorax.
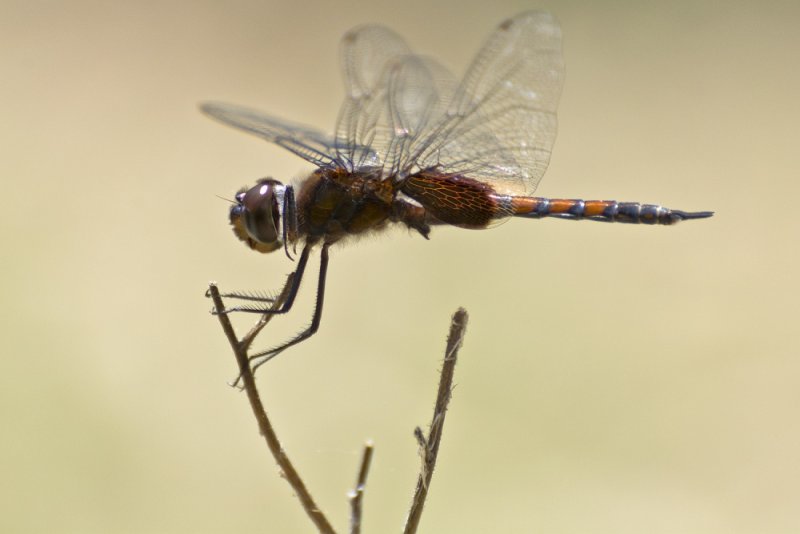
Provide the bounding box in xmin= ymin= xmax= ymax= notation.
xmin=295 ymin=167 xmax=398 ymax=244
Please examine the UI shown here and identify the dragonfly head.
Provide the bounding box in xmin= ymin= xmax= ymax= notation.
xmin=230 ymin=178 xmax=286 ymax=254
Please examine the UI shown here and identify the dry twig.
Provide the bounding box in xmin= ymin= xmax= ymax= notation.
xmin=208 ymin=279 xmax=336 ymax=534
xmin=348 ymin=441 xmax=375 ymax=534
xmin=404 ymin=308 xmax=469 ymax=534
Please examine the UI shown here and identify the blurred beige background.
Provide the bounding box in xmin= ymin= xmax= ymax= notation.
xmin=2 ymin=0 xmax=798 ymax=532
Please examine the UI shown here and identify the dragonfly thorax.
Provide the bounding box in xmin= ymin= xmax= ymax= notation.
xmin=230 ymin=178 xmax=287 ymax=254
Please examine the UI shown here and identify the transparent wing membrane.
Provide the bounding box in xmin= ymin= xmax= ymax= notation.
xmin=414 ymin=12 xmax=564 ymax=195
xmin=203 ymin=11 xmax=564 ymax=194
xmin=335 ymin=25 xmax=413 ymax=171
xmin=200 ymin=102 xmax=340 ymax=167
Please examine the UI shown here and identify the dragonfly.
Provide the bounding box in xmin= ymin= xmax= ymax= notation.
xmin=202 ymin=11 xmax=712 ymax=368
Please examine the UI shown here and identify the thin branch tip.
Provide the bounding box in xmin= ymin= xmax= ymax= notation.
xmin=403 ymin=307 xmax=469 ymax=534
xmin=349 ymin=441 xmax=375 ymax=534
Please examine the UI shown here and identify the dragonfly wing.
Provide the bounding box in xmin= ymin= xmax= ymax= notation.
xmin=335 ymin=25 xmax=413 ymax=171
xmin=378 ymin=55 xmax=458 ymax=178
xmin=412 ymin=11 xmax=564 ymax=195
xmin=200 ymin=101 xmax=339 ymax=167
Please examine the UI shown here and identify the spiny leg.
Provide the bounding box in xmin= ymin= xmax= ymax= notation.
xmin=205 ymin=288 xmax=275 ymax=305
xmin=210 ymin=274 xmax=296 ymax=389
xmin=250 ymin=242 xmax=331 ymax=371
xmin=207 ymin=244 xmax=313 ymax=315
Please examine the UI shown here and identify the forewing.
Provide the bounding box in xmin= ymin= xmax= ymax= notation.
xmin=200 ymin=102 xmax=338 ymax=167
xmin=412 ymin=11 xmax=564 ymax=195
xmin=335 ymin=25 xmax=412 ymax=171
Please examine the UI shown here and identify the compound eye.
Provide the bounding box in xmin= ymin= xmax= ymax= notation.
xmin=243 ymin=180 xmax=281 ymax=244
xmin=229 ymin=179 xmax=285 ymax=253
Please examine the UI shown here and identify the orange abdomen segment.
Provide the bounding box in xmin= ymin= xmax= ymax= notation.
xmin=511 ymin=197 xmax=616 ymax=217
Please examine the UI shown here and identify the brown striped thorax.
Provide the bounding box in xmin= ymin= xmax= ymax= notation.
xmin=203 ymin=11 xmax=713 ymax=365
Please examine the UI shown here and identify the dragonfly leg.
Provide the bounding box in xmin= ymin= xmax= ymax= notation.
xmin=249 ymin=242 xmax=331 ymax=371
xmin=205 ymin=288 xmax=275 ymax=304
xmin=208 ymin=243 xmax=313 ymax=315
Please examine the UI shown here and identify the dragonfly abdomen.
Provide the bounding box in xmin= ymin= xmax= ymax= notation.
xmin=509 ymin=197 xmax=713 ymax=225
